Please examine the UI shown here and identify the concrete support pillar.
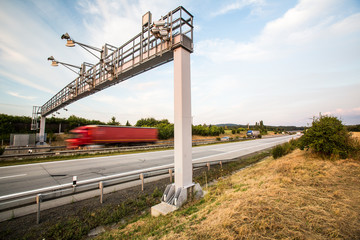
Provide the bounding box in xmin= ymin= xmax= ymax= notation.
xmin=173 ymin=46 xmax=192 ymax=190
xmin=39 ymin=116 xmax=46 ymax=144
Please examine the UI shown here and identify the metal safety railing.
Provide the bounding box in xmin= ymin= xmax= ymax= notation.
xmin=0 ymin=155 xmax=248 ymax=224
xmin=41 ymin=6 xmax=193 ymax=117
xmin=0 ymin=138 xmax=224 ymax=160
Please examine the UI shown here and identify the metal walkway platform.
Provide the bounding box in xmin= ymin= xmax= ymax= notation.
xmin=39 ymin=6 xmax=193 ymax=117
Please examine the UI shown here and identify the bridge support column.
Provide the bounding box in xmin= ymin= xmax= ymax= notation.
xmin=151 ymin=46 xmax=203 ymax=217
xmin=173 ymin=46 xmax=193 ymax=190
xmin=39 ymin=116 xmax=46 ymax=145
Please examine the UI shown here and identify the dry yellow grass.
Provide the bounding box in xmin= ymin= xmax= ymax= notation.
xmin=351 ymin=132 xmax=360 ymax=140
xmin=98 ymin=149 xmax=360 ymax=240
xmin=180 ymin=150 xmax=360 ymax=240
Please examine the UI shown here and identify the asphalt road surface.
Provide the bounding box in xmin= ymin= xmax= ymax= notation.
xmin=0 ymin=135 xmax=298 ymax=197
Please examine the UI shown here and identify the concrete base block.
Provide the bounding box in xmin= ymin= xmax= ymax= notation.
xmin=152 ymin=182 xmax=203 ymax=217
xmin=151 ymin=202 xmax=177 ymax=217
xmin=193 ymin=183 xmax=204 ymax=200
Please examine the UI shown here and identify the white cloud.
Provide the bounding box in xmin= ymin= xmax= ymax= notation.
xmin=329 ymin=12 xmax=360 ymax=35
xmin=77 ymin=0 xmax=187 ymax=47
xmin=211 ymin=0 xmax=265 ymax=17
xmin=323 ymin=107 xmax=360 ymax=117
xmin=197 ymin=0 xmax=360 ymax=62
xmin=90 ymin=95 xmax=121 ymax=104
xmin=0 ymin=70 xmax=54 ymax=94
xmin=7 ymin=91 xmax=37 ymax=100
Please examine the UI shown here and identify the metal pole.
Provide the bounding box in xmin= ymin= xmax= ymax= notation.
xmin=140 ymin=173 xmax=144 ymax=191
xmin=36 ymin=194 xmax=42 ymax=224
xmin=169 ymin=169 xmax=173 ymax=183
xmin=39 ymin=116 xmax=46 ymax=144
xmin=173 ymin=46 xmax=192 ymax=190
xmin=99 ymin=181 xmax=104 ymax=204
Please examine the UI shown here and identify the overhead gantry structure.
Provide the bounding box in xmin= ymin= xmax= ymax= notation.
xmin=32 ymin=6 xmax=192 ymax=121
xmin=32 ymin=6 xmax=196 ymax=210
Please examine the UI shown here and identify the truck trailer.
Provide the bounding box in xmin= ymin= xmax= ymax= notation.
xmin=246 ymin=130 xmax=260 ymax=138
xmin=66 ymin=125 xmax=158 ymax=148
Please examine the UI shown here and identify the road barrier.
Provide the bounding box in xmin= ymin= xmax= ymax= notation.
xmin=0 ymin=138 xmax=249 ymax=160
xmin=0 ymin=155 xmax=246 ymax=223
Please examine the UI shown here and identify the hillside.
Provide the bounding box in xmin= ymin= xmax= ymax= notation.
xmin=97 ymin=149 xmax=360 ymax=239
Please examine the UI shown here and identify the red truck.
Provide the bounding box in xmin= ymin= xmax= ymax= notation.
xmin=66 ymin=125 xmax=158 ymax=148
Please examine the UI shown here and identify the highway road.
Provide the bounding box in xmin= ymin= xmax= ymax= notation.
xmin=0 ymin=135 xmax=297 ymax=197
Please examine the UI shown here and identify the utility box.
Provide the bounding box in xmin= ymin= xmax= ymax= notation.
xmin=10 ymin=134 xmax=36 ymax=147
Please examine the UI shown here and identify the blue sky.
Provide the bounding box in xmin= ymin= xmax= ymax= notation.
xmin=0 ymin=0 xmax=359 ymax=127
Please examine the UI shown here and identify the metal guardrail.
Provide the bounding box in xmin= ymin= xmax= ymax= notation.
xmin=0 ymin=138 xmax=239 ymax=159
xmin=0 ymin=154 xmax=246 ymax=223
xmin=0 ymin=136 xmax=270 ymax=223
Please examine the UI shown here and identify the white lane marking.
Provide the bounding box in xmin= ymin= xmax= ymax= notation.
xmin=0 ymin=174 xmax=27 ymax=180
xmin=0 ymin=149 xmax=175 ymax=169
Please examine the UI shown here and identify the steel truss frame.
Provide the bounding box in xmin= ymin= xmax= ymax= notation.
xmin=40 ymin=6 xmax=193 ymax=117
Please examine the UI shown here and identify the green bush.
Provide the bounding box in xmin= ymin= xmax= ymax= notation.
xmin=298 ymin=116 xmax=355 ymax=159
xmin=272 ymin=140 xmax=298 ymax=159
xmin=272 ymin=145 xmax=286 ymax=159
xmin=157 ymin=123 xmax=174 ymax=140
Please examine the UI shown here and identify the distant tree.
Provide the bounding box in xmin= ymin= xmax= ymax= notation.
xmin=108 ymin=116 xmax=120 ymax=125
xmin=259 ymin=120 xmax=267 ymax=135
xmin=346 ymin=124 xmax=360 ymax=132
xmin=136 ymin=118 xmax=158 ymax=127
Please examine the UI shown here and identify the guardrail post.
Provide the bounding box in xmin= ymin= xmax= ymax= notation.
xmin=207 ymin=162 xmax=210 ymax=171
xmin=169 ymin=169 xmax=173 ymax=182
xmin=36 ymin=194 xmax=42 ymax=224
xmin=99 ymin=181 xmax=104 ymax=204
xmin=219 ymin=161 xmax=222 ymax=168
xmin=72 ymin=176 xmax=77 ymax=193
xmin=140 ymin=173 xmax=144 ymax=191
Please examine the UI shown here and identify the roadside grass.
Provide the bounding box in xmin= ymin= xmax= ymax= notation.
xmin=0 ymin=151 xmax=270 ymax=240
xmin=97 ymin=149 xmax=360 ymax=240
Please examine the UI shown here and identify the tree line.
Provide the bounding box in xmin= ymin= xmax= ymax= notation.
xmin=135 ymin=118 xmax=225 ymax=140
xmin=0 ymin=114 xmax=225 ymax=142
xmin=0 ymin=114 xmax=107 ymax=143
xmin=1 ymin=113 xmax=358 ymax=143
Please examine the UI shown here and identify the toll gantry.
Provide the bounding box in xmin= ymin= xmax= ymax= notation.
xmin=32 ymin=6 xmax=193 ymax=131
xmin=32 ymin=6 xmax=196 ymax=211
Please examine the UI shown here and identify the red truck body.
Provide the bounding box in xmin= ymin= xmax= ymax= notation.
xmin=66 ymin=125 xmax=158 ymax=148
